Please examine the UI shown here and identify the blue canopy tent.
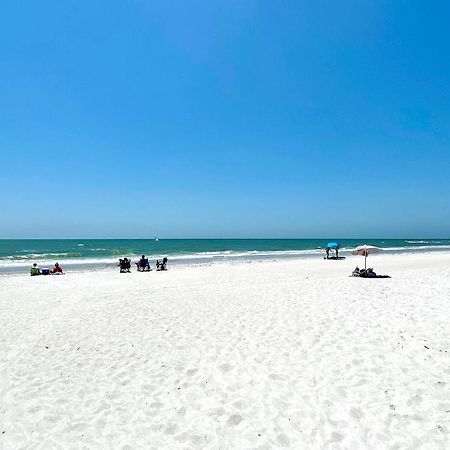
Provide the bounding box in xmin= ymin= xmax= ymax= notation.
xmin=324 ymin=242 xmax=342 ymax=259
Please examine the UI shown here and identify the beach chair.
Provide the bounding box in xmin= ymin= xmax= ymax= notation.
xmin=136 ymin=258 xmax=151 ymax=272
xmin=119 ymin=258 xmax=131 ymax=273
xmin=351 ymin=267 xmax=390 ymax=278
xmin=156 ymin=257 xmax=168 ymax=271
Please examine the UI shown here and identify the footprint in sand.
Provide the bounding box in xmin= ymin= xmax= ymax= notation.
xmin=219 ymin=363 xmax=233 ymax=373
xmin=269 ymin=373 xmax=287 ymax=381
xmin=149 ymin=401 xmax=164 ymax=409
xmin=209 ymin=407 xmax=225 ymax=418
xmin=164 ymin=423 xmax=179 ymax=435
xmin=350 ymin=407 xmax=363 ymax=420
xmin=227 ymin=414 xmax=243 ymax=426
xmin=329 ymin=432 xmax=344 ymax=443
xmin=232 ymin=400 xmax=248 ymax=410
xmin=276 ymin=434 xmax=290 ymax=447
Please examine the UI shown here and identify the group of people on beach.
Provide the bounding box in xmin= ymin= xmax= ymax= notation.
xmin=119 ymin=255 xmax=168 ymax=273
xmin=351 ymin=267 xmax=390 ymax=278
xmin=30 ymin=262 xmax=64 ymax=276
xmin=325 ymin=247 xmax=339 ymax=259
xmin=29 ymin=256 xmax=168 ymax=276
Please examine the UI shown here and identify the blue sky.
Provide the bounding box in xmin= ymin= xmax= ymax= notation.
xmin=1 ymin=0 xmax=449 ymax=238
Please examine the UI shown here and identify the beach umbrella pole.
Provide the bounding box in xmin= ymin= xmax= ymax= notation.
xmin=352 ymin=245 xmax=382 ymax=272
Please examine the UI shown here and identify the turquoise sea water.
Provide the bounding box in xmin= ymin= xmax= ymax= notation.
xmin=1 ymin=239 xmax=450 ymax=273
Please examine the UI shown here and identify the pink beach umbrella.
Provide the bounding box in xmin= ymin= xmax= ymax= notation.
xmin=351 ymin=245 xmax=382 ymax=270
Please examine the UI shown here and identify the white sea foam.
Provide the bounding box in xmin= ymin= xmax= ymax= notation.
xmin=1 ymin=252 xmax=71 ymax=260
xmin=405 ymin=240 xmax=445 ymax=244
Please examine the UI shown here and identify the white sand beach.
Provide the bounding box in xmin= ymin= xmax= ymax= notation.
xmin=1 ymin=252 xmax=449 ymax=449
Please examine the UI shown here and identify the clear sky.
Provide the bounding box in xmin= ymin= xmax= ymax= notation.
xmin=1 ymin=1 xmax=449 ymax=238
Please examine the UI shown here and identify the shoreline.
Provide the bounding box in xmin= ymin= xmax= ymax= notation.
xmin=2 ymin=247 xmax=450 ymax=275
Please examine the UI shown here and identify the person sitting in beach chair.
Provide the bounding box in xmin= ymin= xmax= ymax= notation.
xmin=119 ymin=258 xmax=131 ymax=273
xmin=30 ymin=263 xmax=41 ymax=276
xmin=51 ymin=262 xmax=64 ymax=274
xmin=352 ymin=266 xmax=390 ymax=278
xmin=357 ymin=268 xmax=375 ymax=277
xmin=352 ymin=267 xmax=371 ymax=277
xmin=156 ymin=257 xmax=168 ymax=271
xmin=136 ymin=255 xmax=151 ymax=272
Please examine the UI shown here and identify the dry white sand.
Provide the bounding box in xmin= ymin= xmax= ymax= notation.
xmin=1 ymin=252 xmax=449 ymax=449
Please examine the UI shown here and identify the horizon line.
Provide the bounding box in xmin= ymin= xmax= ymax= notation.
xmin=1 ymin=237 xmax=449 ymax=241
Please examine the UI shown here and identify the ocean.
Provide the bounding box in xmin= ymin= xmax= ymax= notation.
xmin=1 ymin=238 xmax=450 ymax=273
